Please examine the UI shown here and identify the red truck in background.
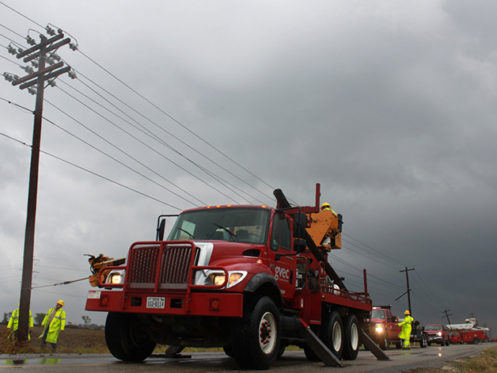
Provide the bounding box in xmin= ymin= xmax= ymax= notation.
xmin=424 ymin=324 xmax=450 ymax=346
xmin=447 ymin=318 xmax=490 ymax=344
xmin=85 ymin=185 xmax=388 ymax=369
xmin=369 ymin=306 xmax=402 ymax=349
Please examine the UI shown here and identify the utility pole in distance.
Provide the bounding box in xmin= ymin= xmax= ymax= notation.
xmin=395 ymin=266 xmax=415 ymax=315
xmin=6 ymin=28 xmax=74 ymax=345
xmin=442 ymin=309 xmax=453 ymax=325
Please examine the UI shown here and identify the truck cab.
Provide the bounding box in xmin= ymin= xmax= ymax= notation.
xmin=369 ymin=306 xmax=401 ymax=349
xmin=424 ymin=324 xmax=450 ymax=346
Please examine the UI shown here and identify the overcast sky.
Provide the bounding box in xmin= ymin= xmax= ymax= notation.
xmin=1 ymin=0 xmax=496 ymax=334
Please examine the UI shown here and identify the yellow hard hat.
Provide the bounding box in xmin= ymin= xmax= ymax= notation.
xmin=321 ymin=202 xmax=331 ymax=210
xmin=404 ymin=310 xmax=410 ymax=315
xmin=57 ymin=300 xmax=64 ymax=306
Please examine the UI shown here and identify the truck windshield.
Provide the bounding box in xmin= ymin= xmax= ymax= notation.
xmin=167 ymin=207 xmax=271 ymax=244
xmin=424 ymin=325 xmax=442 ymax=331
xmin=371 ymin=310 xmax=386 ymax=320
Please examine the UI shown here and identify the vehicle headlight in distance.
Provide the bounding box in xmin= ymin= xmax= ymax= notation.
xmin=105 ymin=270 xmax=125 ymax=285
xmin=227 ymin=271 xmax=247 ymax=288
xmin=375 ymin=324 xmax=384 ymax=334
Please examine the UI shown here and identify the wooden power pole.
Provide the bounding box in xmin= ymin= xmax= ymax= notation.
xmin=8 ymin=29 xmax=73 ymax=344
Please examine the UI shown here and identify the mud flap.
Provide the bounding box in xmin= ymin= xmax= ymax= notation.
xmin=300 ymin=319 xmax=342 ymax=367
xmin=359 ymin=328 xmax=390 ymax=360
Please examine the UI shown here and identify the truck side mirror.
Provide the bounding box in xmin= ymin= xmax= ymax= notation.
xmin=156 ymin=217 xmax=166 ymax=241
xmin=293 ymin=212 xmax=307 ymax=238
xmin=294 ymin=238 xmax=307 ymax=253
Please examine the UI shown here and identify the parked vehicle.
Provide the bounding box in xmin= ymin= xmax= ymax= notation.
xmin=369 ymin=306 xmax=401 ymax=349
xmin=85 ymin=184 xmax=387 ymax=369
xmin=424 ymin=324 xmax=450 ymax=346
xmin=447 ymin=318 xmax=489 ymax=344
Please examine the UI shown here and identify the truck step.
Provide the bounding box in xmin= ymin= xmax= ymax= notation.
xmin=359 ymin=329 xmax=390 ymax=360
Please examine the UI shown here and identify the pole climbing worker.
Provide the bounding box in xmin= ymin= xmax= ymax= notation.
xmin=398 ymin=310 xmax=414 ymax=349
xmin=321 ymin=202 xmax=337 ymax=215
xmin=40 ymin=300 xmax=66 ymax=351
xmin=7 ymin=306 xmax=34 ymax=341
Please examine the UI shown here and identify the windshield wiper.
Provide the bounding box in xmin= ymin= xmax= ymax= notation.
xmin=213 ymin=223 xmax=235 ymax=238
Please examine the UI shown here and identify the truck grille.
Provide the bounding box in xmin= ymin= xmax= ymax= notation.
xmin=127 ymin=243 xmax=195 ymax=290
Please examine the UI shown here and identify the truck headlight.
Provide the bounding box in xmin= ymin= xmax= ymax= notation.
xmin=375 ymin=324 xmax=384 ymax=334
xmin=105 ymin=270 xmax=125 ymax=285
xmin=195 ymin=270 xmax=247 ymax=288
xmin=437 ymin=331 xmax=442 ymax=337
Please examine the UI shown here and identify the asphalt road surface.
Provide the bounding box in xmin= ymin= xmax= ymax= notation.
xmin=1 ymin=343 xmax=495 ymax=372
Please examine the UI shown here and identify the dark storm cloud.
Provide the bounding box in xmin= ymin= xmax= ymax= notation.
xmin=1 ymin=0 xmax=496 ymax=331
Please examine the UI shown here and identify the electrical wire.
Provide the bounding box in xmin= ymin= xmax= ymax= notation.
xmin=0 ymin=130 xmax=182 ymax=210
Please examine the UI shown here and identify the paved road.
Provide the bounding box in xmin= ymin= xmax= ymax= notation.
xmin=1 ymin=343 xmax=495 ymax=372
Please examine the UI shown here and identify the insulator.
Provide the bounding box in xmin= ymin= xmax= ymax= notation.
xmin=8 ymin=45 xmax=16 ymax=55
xmin=68 ymin=70 xmax=77 ymax=79
xmin=26 ymin=36 xmax=36 ymax=45
xmin=28 ymin=87 xmax=37 ymax=95
xmin=46 ymin=25 xmax=55 ymax=36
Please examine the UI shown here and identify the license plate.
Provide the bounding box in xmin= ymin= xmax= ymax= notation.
xmin=146 ymin=296 xmax=165 ymax=309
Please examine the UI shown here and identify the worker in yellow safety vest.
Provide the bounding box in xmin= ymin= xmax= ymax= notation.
xmin=398 ymin=310 xmax=414 ymax=349
xmin=7 ymin=306 xmax=34 ymax=341
xmin=40 ymin=300 xmax=66 ymax=351
xmin=321 ymin=202 xmax=337 ymax=215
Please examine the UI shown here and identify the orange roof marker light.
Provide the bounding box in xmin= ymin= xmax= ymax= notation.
xmin=216 ymin=205 xmax=222 ymax=208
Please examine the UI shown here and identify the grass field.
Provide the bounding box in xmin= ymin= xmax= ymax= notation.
xmin=0 ymin=325 xmax=108 ymax=354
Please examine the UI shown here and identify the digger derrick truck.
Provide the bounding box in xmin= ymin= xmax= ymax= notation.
xmin=85 ymin=184 xmax=387 ymax=369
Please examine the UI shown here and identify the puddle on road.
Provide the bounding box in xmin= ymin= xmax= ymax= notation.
xmin=3 ymin=358 xmax=61 ymax=366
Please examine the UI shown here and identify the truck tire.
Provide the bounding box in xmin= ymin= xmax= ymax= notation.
xmin=380 ymin=336 xmax=389 ymax=350
xmin=324 ymin=311 xmax=344 ymax=359
xmin=420 ymin=335 xmax=427 ymax=348
xmin=232 ymin=296 xmax=280 ymax=370
xmin=105 ymin=312 xmax=156 ymax=362
xmin=342 ymin=314 xmax=359 ymax=360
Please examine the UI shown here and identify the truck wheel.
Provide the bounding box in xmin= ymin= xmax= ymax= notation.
xmin=105 ymin=312 xmax=156 ymax=362
xmin=380 ymin=336 xmax=389 ymax=350
xmin=473 ymin=338 xmax=480 ymax=344
xmin=342 ymin=314 xmax=359 ymax=360
xmin=420 ymin=336 xmax=427 ymax=348
xmin=325 ymin=311 xmax=344 ymax=359
xmin=232 ymin=296 xmax=280 ymax=370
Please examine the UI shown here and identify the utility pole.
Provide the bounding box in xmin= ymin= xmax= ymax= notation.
xmin=442 ymin=309 xmax=453 ymax=325
xmin=394 ymin=266 xmax=415 ymax=315
xmin=5 ymin=28 xmax=74 ymax=345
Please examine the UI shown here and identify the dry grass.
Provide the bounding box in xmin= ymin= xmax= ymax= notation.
xmin=0 ymin=325 xmax=108 ymax=354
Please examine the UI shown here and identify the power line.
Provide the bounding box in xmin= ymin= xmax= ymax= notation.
xmin=57 ymin=79 xmax=255 ymax=204
xmin=0 ymin=130 xmax=182 ymax=210
xmin=55 ymin=84 xmax=241 ymax=203
xmin=0 ymin=95 xmax=202 ymax=206
xmin=44 ymin=98 xmax=206 ymax=205
xmin=73 ymin=71 xmax=273 ymax=203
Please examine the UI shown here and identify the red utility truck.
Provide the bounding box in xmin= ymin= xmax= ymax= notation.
xmin=85 ymin=185 xmax=387 ymax=369
xmin=447 ymin=318 xmax=490 ymax=344
xmin=369 ymin=306 xmax=402 ymax=349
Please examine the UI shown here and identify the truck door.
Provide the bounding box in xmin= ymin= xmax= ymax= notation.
xmin=270 ymin=213 xmax=296 ymax=301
